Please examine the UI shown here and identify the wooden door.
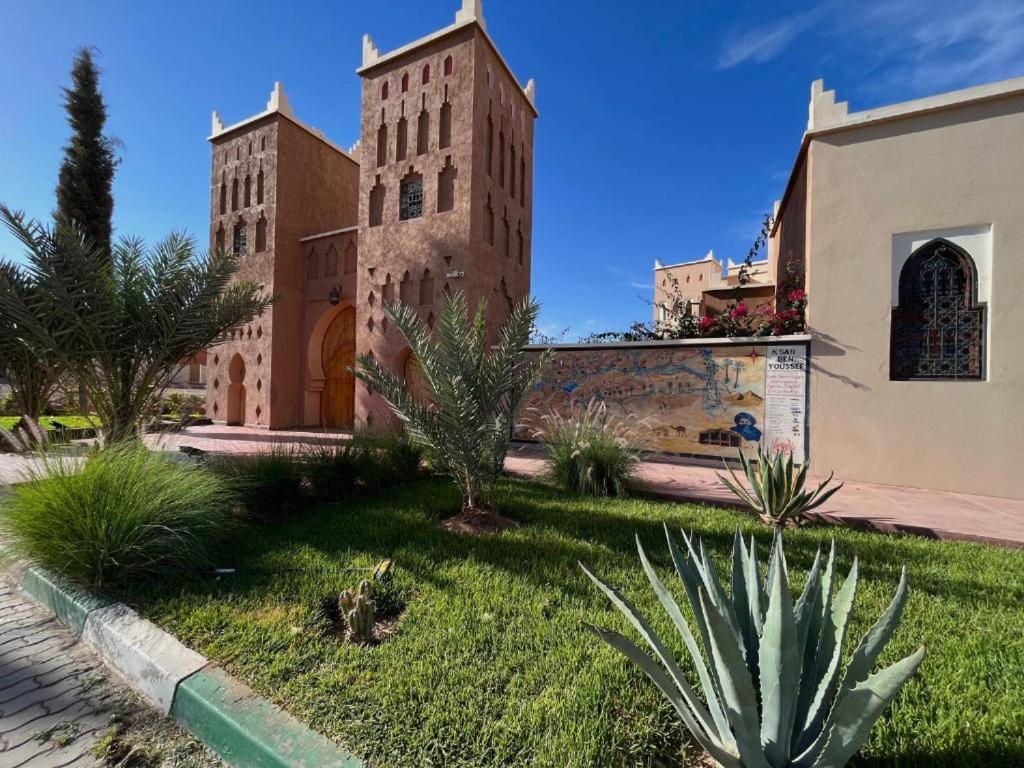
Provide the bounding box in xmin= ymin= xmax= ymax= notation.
xmin=321 ymin=307 xmax=356 ymax=428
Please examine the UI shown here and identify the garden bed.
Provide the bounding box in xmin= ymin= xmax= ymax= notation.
xmin=112 ymin=478 xmax=1024 ymax=768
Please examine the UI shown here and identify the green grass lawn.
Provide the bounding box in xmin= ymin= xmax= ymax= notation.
xmin=115 ymin=478 xmax=1024 ymax=768
xmin=0 ymin=415 xmax=97 ymax=431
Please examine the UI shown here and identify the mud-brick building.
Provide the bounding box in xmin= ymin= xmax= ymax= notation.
xmin=203 ymin=0 xmax=536 ymax=431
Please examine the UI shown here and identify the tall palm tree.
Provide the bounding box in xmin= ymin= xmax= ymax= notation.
xmin=0 ymin=206 xmax=273 ymax=443
xmin=353 ymin=291 xmax=549 ymax=514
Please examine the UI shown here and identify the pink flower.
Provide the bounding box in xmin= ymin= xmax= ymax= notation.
xmin=787 ymin=288 xmax=807 ymax=303
xmin=729 ymin=303 xmax=749 ymax=319
xmin=698 ymin=316 xmax=716 ymax=332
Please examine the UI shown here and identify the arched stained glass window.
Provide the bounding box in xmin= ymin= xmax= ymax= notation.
xmin=890 ymin=239 xmax=985 ymax=380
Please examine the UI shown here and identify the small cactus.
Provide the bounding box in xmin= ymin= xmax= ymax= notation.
xmin=339 ymin=579 xmax=376 ymax=643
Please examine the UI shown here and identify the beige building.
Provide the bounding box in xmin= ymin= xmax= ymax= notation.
xmin=652 ymin=250 xmax=775 ymax=324
xmin=203 ymin=0 xmax=536 ymax=431
xmin=772 ymin=76 xmax=1024 ymax=500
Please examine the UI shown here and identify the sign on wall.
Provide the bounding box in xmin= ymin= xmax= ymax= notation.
xmin=518 ymin=340 xmax=809 ymax=462
xmin=764 ymin=345 xmax=808 ymax=463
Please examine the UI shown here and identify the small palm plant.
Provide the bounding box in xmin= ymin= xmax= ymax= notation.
xmin=719 ymin=445 xmax=843 ymax=529
xmin=582 ymin=529 xmax=925 ymax=768
xmin=353 ymin=290 xmax=548 ymax=516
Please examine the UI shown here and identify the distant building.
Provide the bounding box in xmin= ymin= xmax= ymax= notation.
xmin=203 ymin=0 xmax=536 ymax=430
xmin=771 ymin=76 xmax=1024 ymax=499
xmin=652 ymin=250 xmax=775 ymax=323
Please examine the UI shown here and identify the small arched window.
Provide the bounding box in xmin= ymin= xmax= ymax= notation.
xmin=401 ymin=73 xmax=409 ymax=92
xmin=422 ymin=64 xmax=430 ymax=85
xmin=444 ymin=55 xmax=453 ymax=76
xmin=381 ymin=81 xmax=389 ymax=100
xmin=891 ymin=239 xmax=985 ymax=380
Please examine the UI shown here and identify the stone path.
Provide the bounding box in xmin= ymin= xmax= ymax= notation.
xmin=0 ymin=580 xmax=109 ymax=767
xmin=138 ymin=425 xmax=1024 ymax=548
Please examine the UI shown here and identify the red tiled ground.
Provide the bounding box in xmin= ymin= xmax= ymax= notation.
xmin=140 ymin=426 xmax=1024 ymax=548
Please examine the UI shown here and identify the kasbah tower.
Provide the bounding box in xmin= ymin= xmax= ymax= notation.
xmin=203 ymin=0 xmax=537 ymax=432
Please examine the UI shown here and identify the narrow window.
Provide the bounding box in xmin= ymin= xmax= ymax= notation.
xmin=369 ymin=176 xmax=385 ymax=227
xmin=498 ymin=131 xmax=505 ymax=187
xmin=381 ymin=81 xmax=389 ymax=100
xmin=401 ymin=72 xmax=409 ymax=92
xmin=382 ymin=273 xmax=395 ymax=304
xmin=231 ymin=178 xmax=239 ymax=211
xmin=232 ymin=222 xmax=247 ymax=256
xmin=509 ymin=145 xmax=516 ymax=198
xmin=517 ymin=221 xmax=524 ymax=265
xmin=260 ymin=136 xmax=266 ymax=151
xmin=486 ymin=115 xmax=493 ymax=176
xmin=306 ymin=247 xmax=319 ymax=280
xmin=519 ymin=153 xmax=526 ymax=206
xmin=344 ymin=242 xmax=356 ymax=273
xmin=256 ymin=169 xmax=264 ymax=204
xmin=400 ymin=270 xmax=415 ymax=304
xmin=417 ymin=109 xmax=430 ymax=155
xmin=396 ymin=117 xmax=408 ymax=161
xmin=891 ymin=239 xmax=986 ymax=379
xmin=248 ymin=141 xmax=252 ymax=156
xmin=484 ymin=194 xmax=494 ymax=245
xmin=325 ymin=244 xmax=338 ymax=276
xmin=376 ymin=123 xmax=388 ymax=167
xmin=400 ymin=172 xmax=424 ymax=220
xmin=256 ymin=216 xmax=267 ymax=252
xmin=422 ymin=64 xmax=430 ymax=84
xmin=436 ymin=156 xmax=457 ymax=213
xmin=444 ymin=55 xmax=453 ymax=76
xmin=244 ymin=174 xmax=252 ymax=207
xmin=219 ymin=180 xmax=226 ymax=215
xmin=420 ymin=268 xmax=434 ymax=305
xmin=503 ymin=210 xmax=511 ymax=258
xmin=439 ymin=101 xmax=452 ymax=149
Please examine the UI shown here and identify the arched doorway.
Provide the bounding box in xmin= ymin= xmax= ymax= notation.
xmin=321 ymin=306 xmax=356 ymax=428
xmin=227 ymin=354 xmax=246 ymax=426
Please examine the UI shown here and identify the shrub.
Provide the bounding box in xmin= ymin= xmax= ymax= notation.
xmin=0 ymin=444 xmax=239 ymax=588
xmin=531 ymin=398 xmax=646 ymax=497
xmin=302 ymin=433 xmax=423 ymax=501
xmin=718 ymin=445 xmax=843 ymax=529
xmin=583 ymin=528 xmax=925 ymax=768
xmin=211 ymin=448 xmax=308 ymax=519
xmin=162 ymin=391 xmax=187 ymax=416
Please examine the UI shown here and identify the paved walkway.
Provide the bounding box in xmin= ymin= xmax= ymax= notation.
xmin=0 ymin=580 xmax=109 ymax=766
xmin=5 ymin=424 xmax=1023 ymax=547
xmin=140 ymin=425 xmax=1024 ymax=548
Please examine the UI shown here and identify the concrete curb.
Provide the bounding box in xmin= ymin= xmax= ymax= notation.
xmin=5 ymin=563 xmax=363 ymax=767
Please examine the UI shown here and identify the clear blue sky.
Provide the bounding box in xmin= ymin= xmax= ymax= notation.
xmin=2 ymin=0 xmax=1023 ymax=338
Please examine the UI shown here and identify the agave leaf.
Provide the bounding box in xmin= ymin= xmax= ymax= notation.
xmin=579 ymin=563 xmax=726 ymax=745
xmin=700 ymin=540 xmax=745 ymax=656
xmin=697 ymin=589 xmax=773 ymax=768
xmin=583 ymin=623 xmax=745 ymax=768
xmin=797 ymin=646 xmax=926 ymax=768
xmin=845 ymin=565 xmax=910 ymax=691
xmin=793 ymin=541 xmax=836 ymax=742
xmin=635 ymin=537 xmax=735 ymax=748
xmin=795 ymin=557 xmax=859 ymax=754
xmin=793 ymin=547 xmax=824 ymax=670
xmin=732 ymin=529 xmax=758 ymax=675
xmin=759 ymin=538 xmax=801 ymax=767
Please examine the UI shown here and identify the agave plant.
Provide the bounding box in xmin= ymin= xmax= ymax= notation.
xmin=582 ymin=529 xmax=925 ymax=768
xmin=719 ymin=445 xmax=843 ymax=529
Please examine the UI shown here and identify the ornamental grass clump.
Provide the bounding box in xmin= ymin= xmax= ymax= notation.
xmin=719 ymin=445 xmax=843 ymax=529
xmin=531 ymin=398 xmax=647 ymax=497
xmin=211 ymin=447 xmax=308 ymax=518
xmin=582 ymin=528 xmax=925 ymax=768
xmin=0 ymin=443 xmax=240 ymax=588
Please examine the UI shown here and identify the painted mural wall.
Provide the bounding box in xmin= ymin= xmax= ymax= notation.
xmin=517 ymin=340 xmax=809 ymax=460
